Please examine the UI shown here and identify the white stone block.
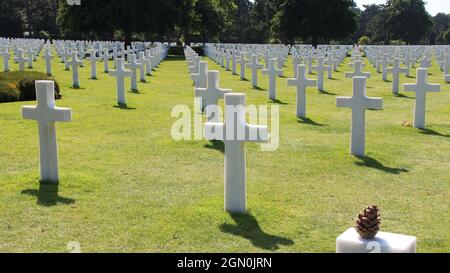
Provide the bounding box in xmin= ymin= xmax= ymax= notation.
xmin=336 ymin=228 xmax=417 ymax=253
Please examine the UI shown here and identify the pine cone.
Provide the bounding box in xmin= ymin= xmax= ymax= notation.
xmin=355 ymin=205 xmax=381 ymax=239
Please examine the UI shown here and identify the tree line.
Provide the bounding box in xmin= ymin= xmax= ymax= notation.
xmin=0 ymin=0 xmax=449 ymax=45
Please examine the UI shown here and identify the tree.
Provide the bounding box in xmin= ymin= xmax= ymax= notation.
xmin=273 ymin=0 xmax=358 ymax=45
xmin=0 ymin=0 xmax=24 ymax=37
xmin=385 ymin=0 xmax=432 ymax=44
xmin=355 ymin=5 xmax=383 ymax=40
xmin=430 ymin=13 xmax=450 ymax=44
xmin=443 ymin=29 xmax=450 ymax=44
xmin=249 ymin=0 xmax=279 ymax=43
xmin=194 ymin=0 xmax=226 ymax=43
xmin=366 ymin=4 xmax=390 ymax=44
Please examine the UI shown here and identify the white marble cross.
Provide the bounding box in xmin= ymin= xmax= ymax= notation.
xmin=195 ymin=70 xmax=231 ymax=116
xmin=292 ymin=56 xmax=301 ymax=77
xmin=386 ymin=58 xmax=408 ymax=95
xmin=14 ymin=48 xmax=27 ymax=72
xmin=312 ymin=57 xmax=331 ymax=92
xmin=288 ymin=65 xmax=317 ymax=118
xmin=445 ymin=74 xmax=450 ymax=83
xmin=25 ymin=47 xmax=34 ymax=68
xmin=109 ymin=58 xmax=132 ymax=105
xmin=205 ymin=93 xmax=269 ymax=213
xmin=1 ymin=48 xmax=10 ymax=72
xmin=404 ymin=68 xmax=440 ymax=129
xmin=189 ymin=56 xmax=200 ymax=74
xmin=379 ymin=55 xmax=393 ymax=81
xmin=191 ymin=61 xmax=208 ymax=89
xmin=345 ymin=61 xmax=370 ymax=79
xmin=225 ymin=50 xmax=231 ymax=71
xmin=262 ymin=58 xmax=283 ymax=100
xmin=63 ymin=50 xmax=71 ymax=70
xmin=67 ymin=51 xmax=83 ymax=87
xmin=144 ymin=50 xmax=154 ymax=75
xmin=231 ymin=52 xmax=238 ymax=75
xmin=246 ymin=55 xmax=264 ymax=88
xmin=136 ymin=52 xmax=147 ymax=82
xmin=125 ymin=54 xmax=141 ymax=91
xmin=237 ymin=53 xmax=249 ymax=80
xmin=43 ymin=48 xmax=54 ymax=76
xmin=87 ymin=50 xmax=99 ymax=79
xmin=102 ymin=48 xmax=111 ymax=73
xmin=336 ymin=77 xmax=383 ymax=157
xmin=22 ymin=81 xmax=72 ymax=183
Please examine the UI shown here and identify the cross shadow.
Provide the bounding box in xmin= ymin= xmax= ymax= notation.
xmin=269 ymin=99 xmax=289 ymax=105
xmin=318 ymin=90 xmax=336 ymax=96
xmin=253 ymin=86 xmax=266 ymax=91
xmin=204 ymin=140 xmax=225 ymax=153
xmin=220 ymin=213 xmax=294 ymax=251
xmin=113 ymin=104 xmax=136 ymax=110
xmin=21 ymin=182 xmax=75 ymax=207
xmin=355 ymin=156 xmax=409 ymax=174
xmin=329 ymin=77 xmax=340 ymax=81
xmin=419 ymin=128 xmax=450 ymax=138
xmin=240 ymin=78 xmax=249 ymax=82
xmin=70 ymin=86 xmax=85 ymax=90
xmin=131 ymin=89 xmax=140 ymax=94
xmin=297 ymin=117 xmax=325 ymax=127
xmin=396 ymin=94 xmax=414 ymax=99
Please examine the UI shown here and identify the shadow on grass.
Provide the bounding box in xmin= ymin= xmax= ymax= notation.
xmin=269 ymin=99 xmax=289 ymax=105
xmin=318 ymin=90 xmax=336 ymax=96
xmin=253 ymin=86 xmax=266 ymax=91
xmin=419 ymin=128 xmax=450 ymax=138
xmin=297 ymin=117 xmax=326 ymax=127
xmin=355 ymin=156 xmax=408 ymax=174
xmin=220 ymin=213 xmax=294 ymax=251
xmin=21 ymin=182 xmax=75 ymax=207
xmin=204 ymin=140 xmax=225 ymax=153
xmin=69 ymin=86 xmax=85 ymax=90
xmin=395 ymin=94 xmax=414 ymax=99
xmin=113 ymin=104 xmax=136 ymax=110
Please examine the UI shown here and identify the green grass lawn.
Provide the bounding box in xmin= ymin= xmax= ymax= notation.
xmin=0 ymin=51 xmax=449 ymax=253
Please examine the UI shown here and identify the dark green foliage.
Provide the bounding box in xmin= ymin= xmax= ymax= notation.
xmin=273 ymin=0 xmax=358 ymax=45
xmin=0 ymin=72 xmax=61 ymax=103
xmin=386 ymin=0 xmax=433 ymax=44
xmin=1 ymin=0 xmax=444 ymax=45
xmin=0 ymin=82 xmax=20 ymax=103
xmin=0 ymin=0 xmax=24 ymax=37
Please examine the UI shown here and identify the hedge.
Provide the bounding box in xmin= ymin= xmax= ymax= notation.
xmin=0 ymin=72 xmax=61 ymax=103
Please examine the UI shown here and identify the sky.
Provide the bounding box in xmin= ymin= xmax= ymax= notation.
xmin=355 ymin=0 xmax=450 ymax=15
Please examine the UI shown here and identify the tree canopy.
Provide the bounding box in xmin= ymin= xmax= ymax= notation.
xmin=0 ymin=0 xmax=448 ymax=45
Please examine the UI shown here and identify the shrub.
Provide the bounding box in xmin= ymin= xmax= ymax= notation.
xmin=0 ymin=72 xmax=61 ymax=103
xmin=18 ymin=77 xmax=61 ymax=101
xmin=358 ymin=36 xmax=371 ymax=45
xmin=0 ymin=82 xmax=20 ymax=103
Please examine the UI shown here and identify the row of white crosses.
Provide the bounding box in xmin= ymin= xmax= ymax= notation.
xmin=206 ymin=44 xmax=445 ymax=158
xmin=365 ymin=45 xmax=450 ymax=83
xmin=184 ymin=46 xmax=270 ymax=213
xmin=50 ymin=40 xmax=168 ymax=90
